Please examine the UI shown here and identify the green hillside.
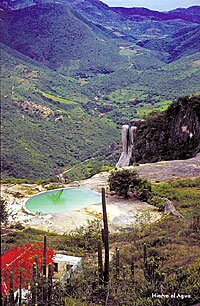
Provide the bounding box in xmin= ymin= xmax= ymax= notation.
xmin=1 ymin=44 xmax=119 ymax=180
xmin=138 ymin=25 xmax=200 ymax=61
xmin=1 ymin=1 xmax=200 ymax=181
xmin=1 ymin=40 xmax=200 ymax=180
xmin=80 ymin=52 xmax=200 ymax=125
xmin=1 ymin=3 xmax=125 ymax=76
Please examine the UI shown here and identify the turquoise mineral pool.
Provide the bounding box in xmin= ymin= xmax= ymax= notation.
xmin=25 ymin=188 xmax=101 ymax=214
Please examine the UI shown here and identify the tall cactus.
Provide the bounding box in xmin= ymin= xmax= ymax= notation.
xmin=31 ymin=263 xmax=37 ymax=305
xmin=143 ymin=243 xmax=147 ymax=266
xmin=102 ymin=188 xmax=109 ymax=285
xmin=115 ymin=247 xmax=120 ymax=276
xmin=131 ymin=255 xmax=135 ymax=278
xmin=43 ymin=235 xmax=47 ymax=277
xmin=19 ymin=270 xmax=22 ymax=306
xmin=42 ymin=235 xmax=47 ymax=305
xmin=48 ymin=263 xmax=53 ymax=306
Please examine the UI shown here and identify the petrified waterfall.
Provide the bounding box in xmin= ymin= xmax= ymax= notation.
xmin=116 ymin=95 xmax=200 ymax=167
xmin=116 ymin=124 xmax=138 ymax=168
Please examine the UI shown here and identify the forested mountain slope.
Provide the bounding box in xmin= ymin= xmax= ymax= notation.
xmin=138 ymin=25 xmax=200 ymax=61
xmin=1 ymin=3 xmax=124 ymax=76
xmin=1 ymin=44 xmax=119 ymax=180
xmin=1 ymin=1 xmax=200 ymax=181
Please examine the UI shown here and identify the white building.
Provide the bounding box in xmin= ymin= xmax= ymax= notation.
xmin=53 ymin=254 xmax=82 ymax=283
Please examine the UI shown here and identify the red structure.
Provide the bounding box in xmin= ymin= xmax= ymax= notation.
xmin=1 ymin=242 xmax=55 ymax=297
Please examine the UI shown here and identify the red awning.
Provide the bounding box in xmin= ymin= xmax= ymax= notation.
xmin=1 ymin=242 xmax=55 ymax=297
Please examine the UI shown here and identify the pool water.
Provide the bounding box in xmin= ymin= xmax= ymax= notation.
xmin=25 ymin=188 xmax=101 ymax=213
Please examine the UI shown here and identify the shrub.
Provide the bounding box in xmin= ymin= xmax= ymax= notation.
xmin=109 ymin=169 xmax=138 ymax=198
xmin=130 ymin=178 xmax=152 ymax=201
xmin=148 ymin=196 xmax=166 ymax=211
xmin=108 ymin=168 xmax=152 ymax=200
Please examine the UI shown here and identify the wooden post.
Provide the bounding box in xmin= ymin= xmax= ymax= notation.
xmin=9 ymin=272 xmax=14 ymax=306
xmin=102 ymin=188 xmax=109 ymax=285
xmin=97 ymin=240 xmax=103 ymax=285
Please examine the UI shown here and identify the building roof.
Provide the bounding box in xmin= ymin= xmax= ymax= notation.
xmin=1 ymin=242 xmax=55 ymax=297
xmin=53 ymin=254 xmax=82 ymax=265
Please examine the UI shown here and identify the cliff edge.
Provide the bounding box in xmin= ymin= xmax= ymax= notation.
xmin=117 ymin=95 xmax=200 ymax=167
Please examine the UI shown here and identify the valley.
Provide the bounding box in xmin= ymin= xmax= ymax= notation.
xmin=1 ymin=0 xmax=200 ymax=180
xmin=1 ymin=1 xmax=200 ymax=304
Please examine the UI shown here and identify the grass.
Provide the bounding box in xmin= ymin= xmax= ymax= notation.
xmin=36 ymin=89 xmax=77 ymax=105
xmin=136 ymin=99 xmax=172 ymax=117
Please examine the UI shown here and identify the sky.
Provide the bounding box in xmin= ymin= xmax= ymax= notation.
xmin=102 ymin=0 xmax=200 ymax=11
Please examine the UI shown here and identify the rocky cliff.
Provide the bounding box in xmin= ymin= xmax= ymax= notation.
xmin=117 ymin=95 xmax=200 ymax=167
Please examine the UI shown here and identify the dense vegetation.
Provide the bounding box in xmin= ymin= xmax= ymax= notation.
xmin=1 ymin=44 xmax=119 ymax=180
xmin=138 ymin=25 xmax=200 ymax=62
xmin=1 ymin=1 xmax=200 ymax=181
xmin=133 ymin=95 xmax=200 ymax=163
xmin=109 ymin=168 xmax=152 ymax=200
xmin=1 ymin=3 xmax=124 ymax=75
xmin=1 ymin=178 xmax=200 ymax=305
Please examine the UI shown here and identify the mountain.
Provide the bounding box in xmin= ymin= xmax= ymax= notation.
xmin=1 ymin=43 xmax=119 ymax=180
xmin=137 ymin=24 xmax=200 ymax=61
xmin=1 ymin=2 xmax=124 ymax=76
xmin=2 ymin=0 xmax=198 ymax=42
xmin=111 ymin=6 xmax=200 ymax=24
xmin=1 ymin=0 xmax=200 ymax=181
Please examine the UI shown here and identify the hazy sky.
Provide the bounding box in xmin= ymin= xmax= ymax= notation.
xmin=102 ymin=0 xmax=200 ymax=11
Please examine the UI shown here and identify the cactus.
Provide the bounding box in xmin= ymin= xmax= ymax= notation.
xmin=48 ymin=264 xmax=53 ymax=305
xmin=131 ymin=255 xmax=135 ymax=278
xmin=9 ymin=272 xmax=14 ymax=306
xmin=115 ymin=247 xmax=120 ymax=276
xmin=102 ymin=187 xmax=109 ymax=285
xmin=43 ymin=235 xmax=47 ymax=277
xmin=39 ymin=235 xmax=47 ymax=305
xmin=143 ymin=243 xmax=147 ymax=265
xmin=31 ymin=263 xmax=37 ymax=305
xmin=19 ymin=270 xmax=22 ymax=306
xmin=98 ymin=240 xmax=103 ymax=285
